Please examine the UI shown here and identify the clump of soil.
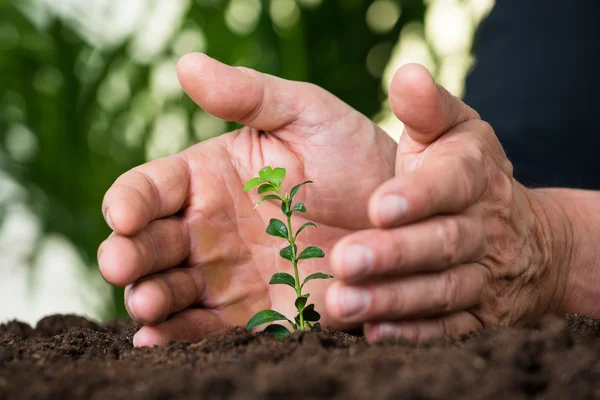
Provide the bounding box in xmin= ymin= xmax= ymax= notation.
xmin=1 ymin=314 xmax=600 ymax=399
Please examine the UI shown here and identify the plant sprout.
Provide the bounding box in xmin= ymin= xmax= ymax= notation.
xmin=244 ymin=166 xmax=333 ymax=338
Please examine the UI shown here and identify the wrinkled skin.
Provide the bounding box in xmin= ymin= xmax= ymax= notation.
xmin=98 ymin=53 xmax=396 ymax=346
xmin=99 ymin=54 xmax=571 ymax=347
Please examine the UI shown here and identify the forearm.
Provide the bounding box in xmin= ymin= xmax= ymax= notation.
xmin=532 ymin=188 xmax=600 ymax=317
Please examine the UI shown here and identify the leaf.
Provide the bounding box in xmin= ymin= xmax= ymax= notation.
xmin=298 ymin=246 xmax=325 ymax=260
xmin=294 ymin=314 xmax=301 ymax=327
xmin=279 ymin=245 xmax=297 ymax=262
xmin=291 ymin=203 xmax=306 ymax=213
xmin=295 ymin=295 xmax=309 ymax=311
xmin=269 ymin=272 xmax=295 ymax=289
xmin=258 ymin=184 xmax=276 ymax=194
xmin=281 ymin=201 xmax=289 ymax=215
xmin=254 ymin=195 xmax=282 ymax=208
xmin=264 ymin=324 xmax=292 ymax=339
xmin=266 ymin=218 xmax=288 ymax=239
xmin=290 ymin=180 xmax=312 ymax=198
xmin=302 ymin=304 xmax=321 ymax=322
xmin=258 ymin=166 xmax=273 ymax=181
xmin=302 ymin=272 xmax=333 ymax=287
xmin=247 ymin=310 xmax=289 ymax=330
xmin=295 ymin=222 xmax=317 ymax=238
xmin=244 ymin=177 xmax=265 ymax=192
xmin=311 ymin=322 xmax=322 ymax=332
xmin=270 ymin=167 xmax=286 ymax=187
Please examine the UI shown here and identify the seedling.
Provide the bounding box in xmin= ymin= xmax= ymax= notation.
xmin=244 ymin=166 xmax=333 ymax=338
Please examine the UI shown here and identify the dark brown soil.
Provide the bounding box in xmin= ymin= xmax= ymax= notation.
xmin=1 ymin=314 xmax=600 ymax=399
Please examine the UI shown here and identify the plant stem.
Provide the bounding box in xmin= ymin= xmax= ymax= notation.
xmin=283 ymin=196 xmax=305 ymax=331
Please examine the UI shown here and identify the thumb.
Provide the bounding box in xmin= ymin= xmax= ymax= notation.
xmin=389 ymin=63 xmax=480 ymax=144
xmin=177 ymin=52 xmax=339 ymax=133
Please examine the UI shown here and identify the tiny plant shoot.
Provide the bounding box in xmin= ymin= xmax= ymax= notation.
xmin=244 ymin=166 xmax=333 ymax=338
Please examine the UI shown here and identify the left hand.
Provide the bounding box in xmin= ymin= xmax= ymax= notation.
xmin=325 ymin=64 xmax=570 ymax=342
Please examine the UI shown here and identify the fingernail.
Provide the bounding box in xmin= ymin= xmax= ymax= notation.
xmin=338 ymin=287 xmax=370 ymax=318
xmin=378 ymin=195 xmax=408 ymax=225
xmin=125 ymin=285 xmax=138 ymax=321
xmin=343 ymin=245 xmax=374 ymax=279
xmin=105 ymin=209 xmax=115 ymax=231
xmin=378 ymin=323 xmax=400 ymax=339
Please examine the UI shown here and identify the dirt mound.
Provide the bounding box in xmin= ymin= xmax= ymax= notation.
xmin=1 ymin=314 xmax=599 ymax=399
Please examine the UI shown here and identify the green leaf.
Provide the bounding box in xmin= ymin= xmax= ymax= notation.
xmin=258 ymin=184 xmax=276 ymax=194
xmin=266 ymin=218 xmax=288 ymax=239
xmin=294 ymin=314 xmax=301 ymax=327
xmin=302 ymin=304 xmax=321 ymax=322
xmin=295 ymin=295 xmax=308 ymax=311
xmin=269 ymin=272 xmax=295 ymax=288
xmin=264 ymin=324 xmax=291 ymax=339
xmin=270 ymin=167 xmax=286 ymax=187
xmin=302 ymin=272 xmax=333 ymax=287
xmin=281 ymin=201 xmax=289 ymax=215
xmin=298 ymin=246 xmax=325 ymax=260
xmin=295 ymin=222 xmax=317 ymax=238
xmin=290 ymin=180 xmax=313 ymax=199
xmin=244 ymin=177 xmax=265 ymax=192
xmin=247 ymin=310 xmax=289 ymax=330
xmin=255 ymin=195 xmax=282 ymax=208
xmin=279 ymin=245 xmax=297 ymax=262
xmin=291 ymin=203 xmax=306 ymax=213
xmin=258 ymin=166 xmax=273 ymax=181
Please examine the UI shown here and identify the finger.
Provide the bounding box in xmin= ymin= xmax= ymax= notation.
xmin=389 ymin=63 xmax=480 ymax=145
xmin=102 ymin=155 xmax=189 ymax=236
xmin=98 ymin=217 xmax=190 ymax=287
xmin=177 ymin=53 xmax=345 ymax=132
xmin=125 ymin=267 xmax=205 ymax=325
xmin=331 ymin=215 xmax=486 ymax=282
xmin=326 ymin=263 xmax=486 ymax=323
xmin=133 ymin=308 xmax=228 ymax=347
xmin=364 ymin=311 xmax=483 ymax=343
xmin=368 ymin=155 xmax=487 ymax=227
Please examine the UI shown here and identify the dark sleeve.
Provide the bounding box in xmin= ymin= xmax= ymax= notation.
xmin=463 ymin=0 xmax=600 ymax=189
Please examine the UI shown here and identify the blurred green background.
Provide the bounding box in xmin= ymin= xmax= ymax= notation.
xmin=0 ymin=0 xmax=493 ymax=323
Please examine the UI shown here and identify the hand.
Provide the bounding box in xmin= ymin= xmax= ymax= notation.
xmin=98 ymin=53 xmax=396 ymax=346
xmin=325 ymin=64 xmax=570 ymax=342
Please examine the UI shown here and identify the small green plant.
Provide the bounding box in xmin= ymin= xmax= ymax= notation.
xmin=244 ymin=166 xmax=333 ymax=338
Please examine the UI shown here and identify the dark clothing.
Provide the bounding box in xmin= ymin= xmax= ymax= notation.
xmin=463 ymin=0 xmax=600 ymax=189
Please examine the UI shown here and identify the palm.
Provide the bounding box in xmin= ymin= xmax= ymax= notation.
xmin=180 ymin=101 xmax=394 ymax=329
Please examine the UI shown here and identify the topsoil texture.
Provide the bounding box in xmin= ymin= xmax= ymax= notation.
xmin=1 ymin=314 xmax=600 ymax=399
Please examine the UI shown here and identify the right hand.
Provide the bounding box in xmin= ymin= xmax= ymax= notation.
xmin=97 ymin=53 xmax=397 ymax=346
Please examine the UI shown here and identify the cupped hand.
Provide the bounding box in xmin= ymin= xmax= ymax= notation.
xmin=98 ymin=53 xmax=396 ymax=346
xmin=326 ymin=64 xmax=570 ymax=342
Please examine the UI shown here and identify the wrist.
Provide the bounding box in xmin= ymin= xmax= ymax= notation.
xmin=524 ymin=186 xmax=575 ymax=315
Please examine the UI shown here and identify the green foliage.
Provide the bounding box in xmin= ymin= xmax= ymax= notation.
xmin=0 ymin=0 xmax=431 ymax=318
xmin=266 ymin=218 xmax=288 ymax=239
xmin=298 ymin=246 xmax=325 ymax=260
xmin=245 ymin=167 xmax=332 ymax=337
xmin=263 ymin=324 xmax=292 ymax=339
xmin=246 ymin=310 xmax=290 ymax=330
xmin=302 ymin=272 xmax=334 ymax=288
xmin=269 ymin=272 xmax=295 ymax=288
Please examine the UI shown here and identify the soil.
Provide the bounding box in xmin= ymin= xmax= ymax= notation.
xmin=1 ymin=314 xmax=600 ymax=399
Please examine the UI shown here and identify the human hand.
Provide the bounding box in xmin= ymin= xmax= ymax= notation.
xmin=98 ymin=53 xmax=396 ymax=346
xmin=325 ymin=64 xmax=571 ymax=342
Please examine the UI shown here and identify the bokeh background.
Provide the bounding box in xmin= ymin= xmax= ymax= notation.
xmin=0 ymin=0 xmax=494 ymax=323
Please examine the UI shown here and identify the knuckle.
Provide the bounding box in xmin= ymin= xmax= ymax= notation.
xmin=380 ymin=285 xmax=405 ymax=317
xmin=439 ymin=218 xmax=462 ymax=265
xmin=435 ymin=270 xmax=461 ymax=312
